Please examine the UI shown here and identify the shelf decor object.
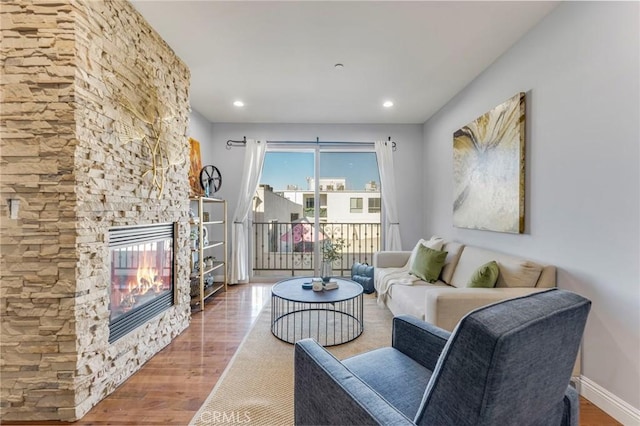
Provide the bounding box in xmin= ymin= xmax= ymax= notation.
xmin=199 ymin=164 xmax=222 ymax=196
xmin=452 ymin=92 xmax=526 ymax=234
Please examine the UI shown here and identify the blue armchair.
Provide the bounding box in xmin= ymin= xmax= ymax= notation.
xmin=294 ymin=288 xmax=590 ymax=425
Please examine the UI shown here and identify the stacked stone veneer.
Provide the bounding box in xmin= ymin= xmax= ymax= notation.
xmin=1 ymin=1 xmax=192 ymax=421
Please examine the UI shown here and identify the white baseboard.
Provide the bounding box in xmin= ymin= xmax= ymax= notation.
xmin=578 ymin=376 xmax=640 ymax=425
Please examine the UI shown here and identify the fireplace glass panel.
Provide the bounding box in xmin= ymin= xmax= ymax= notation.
xmin=109 ymin=223 xmax=174 ymax=342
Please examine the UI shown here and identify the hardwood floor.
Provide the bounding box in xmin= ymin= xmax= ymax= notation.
xmin=5 ymin=283 xmax=620 ymax=425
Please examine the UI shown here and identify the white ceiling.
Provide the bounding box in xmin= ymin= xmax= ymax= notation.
xmin=130 ymin=1 xmax=558 ymax=124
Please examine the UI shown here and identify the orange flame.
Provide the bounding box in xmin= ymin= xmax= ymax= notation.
xmin=135 ymin=250 xmax=160 ymax=294
xmin=121 ymin=250 xmax=164 ymax=301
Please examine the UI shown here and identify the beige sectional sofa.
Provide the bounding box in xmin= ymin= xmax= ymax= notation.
xmin=373 ymin=239 xmax=585 ymax=377
xmin=373 ymin=239 xmax=556 ymax=332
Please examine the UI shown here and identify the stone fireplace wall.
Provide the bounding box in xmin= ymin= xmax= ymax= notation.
xmin=1 ymin=0 xmax=191 ymax=421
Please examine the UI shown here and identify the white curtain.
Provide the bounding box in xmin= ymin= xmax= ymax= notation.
xmin=375 ymin=140 xmax=402 ymax=251
xmin=230 ymin=139 xmax=266 ymax=284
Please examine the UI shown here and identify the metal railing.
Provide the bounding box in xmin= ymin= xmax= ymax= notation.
xmin=252 ymin=221 xmax=381 ymax=277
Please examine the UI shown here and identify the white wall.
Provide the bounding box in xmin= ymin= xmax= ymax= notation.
xmin=187 ymin=108 xmax=211 ymax=144
xmin=422 ymin=1 xmax=639 ymax=412
xmin=204 ymin=123 xmax=424 ymax=248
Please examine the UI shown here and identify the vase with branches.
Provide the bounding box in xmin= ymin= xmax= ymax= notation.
xmin=320 ymin=238 xmax=347 ymax=282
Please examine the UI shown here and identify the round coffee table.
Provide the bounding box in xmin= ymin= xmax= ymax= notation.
xmin=271 ymin=277 xmax=364 ymax=346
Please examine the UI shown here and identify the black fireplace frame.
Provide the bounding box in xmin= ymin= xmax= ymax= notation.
xmin=108 ymin=222 xmax=177 ymax=343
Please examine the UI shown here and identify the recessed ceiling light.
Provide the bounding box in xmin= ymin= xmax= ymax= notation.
xmin=334 ymin=63 xmax=344 ymax=69
xmin=383 ymin=101 xmax=394 ymax=108
xmin=233 ymin=100 xmax=244 ymax=107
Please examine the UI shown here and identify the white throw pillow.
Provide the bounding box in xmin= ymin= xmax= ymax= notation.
xmin=406 ymin=236 xmax=445 ymax=268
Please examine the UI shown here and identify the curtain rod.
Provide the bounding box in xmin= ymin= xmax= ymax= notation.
xmin=226 ymin=136 xmax=396 ymax=151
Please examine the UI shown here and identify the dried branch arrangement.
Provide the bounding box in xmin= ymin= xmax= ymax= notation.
xmin=111 ymin=64 xmax=185 ymax=199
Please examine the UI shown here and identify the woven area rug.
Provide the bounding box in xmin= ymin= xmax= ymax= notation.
xmin=189 ymin=294 xmax=393 ymax=425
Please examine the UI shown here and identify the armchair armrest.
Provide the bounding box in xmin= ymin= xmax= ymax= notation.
xmin=373 ymin=251 xmax=411 ymax=268
xmin=295 ymin=339 xmax=413 ymax=426
xmin=392 ymin=315 xmax=451 ymax=370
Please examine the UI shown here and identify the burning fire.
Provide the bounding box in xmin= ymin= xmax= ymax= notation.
xmin=120 ymin=250 xmax=165 ymax=309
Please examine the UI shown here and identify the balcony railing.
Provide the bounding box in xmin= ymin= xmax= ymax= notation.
xmin=252 ymin=221 xmax=381 ymax=277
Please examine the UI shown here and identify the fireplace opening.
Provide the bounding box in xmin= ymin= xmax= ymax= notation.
xmin=108 ymin=223 xmax=175 ymax=343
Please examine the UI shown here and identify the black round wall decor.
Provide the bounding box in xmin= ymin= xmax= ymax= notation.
xmin=200 ymin=165 xmax=222 ymax=195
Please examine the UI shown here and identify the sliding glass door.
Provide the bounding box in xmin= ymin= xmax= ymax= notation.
xmin=252 ymin=147 xmax=381 ymax=278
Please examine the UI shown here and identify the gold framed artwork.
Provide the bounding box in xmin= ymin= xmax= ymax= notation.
xmin=189 ymin=137 xmax=204 ymax=197
xmin=453 ymin=92 xmax=525 ymax=234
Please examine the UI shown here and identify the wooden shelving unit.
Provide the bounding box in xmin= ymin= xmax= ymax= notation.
xmin=189 ymin=197 xmax=227 ymax=310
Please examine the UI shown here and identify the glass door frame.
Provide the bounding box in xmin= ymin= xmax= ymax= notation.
xmin=264 ymin=143 xmax=378 ymax=276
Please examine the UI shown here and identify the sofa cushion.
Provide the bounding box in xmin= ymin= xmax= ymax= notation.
xmin=406 ymin=237 xmax=444 ymax=268
xmin=467 ymin=261 xmax=499 ymax=288
xmin=440 ymin=242 xmax=465 ymax=284
xmin=343 ymin=347 xmax=433 ymax=419
xmin=386 ymin=282 xmax=450 ymax=320
xmin=450 ymin=246 xmax=543 ymax=289
xmin=409 ymin=245 xmax=448 ymax=283
xmin=495 ymin=260 xmax=543 ymax=289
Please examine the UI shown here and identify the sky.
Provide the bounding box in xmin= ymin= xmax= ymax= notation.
xmin=260 ymin=152 xmax=380 ymax=191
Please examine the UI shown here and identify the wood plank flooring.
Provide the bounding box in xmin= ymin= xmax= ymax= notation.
xmin=4 ymin=283 xmax=620 ymax=425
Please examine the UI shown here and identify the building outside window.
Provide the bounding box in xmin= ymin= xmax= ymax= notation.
xmin=368 ymin=197 xmax=381 ymax=213
xmin=350 ymin=197 xmax=363 ymax=213
xmin=304 ymin=196 xmax=314 ymax=216
xmin=305 ymin=197 xmax=314 ymax=209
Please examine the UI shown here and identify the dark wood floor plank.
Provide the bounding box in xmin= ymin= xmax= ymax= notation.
xmin=3 ymin=283 xmax=619 ymax=425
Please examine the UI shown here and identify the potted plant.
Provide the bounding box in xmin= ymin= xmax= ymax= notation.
xmin=320 ymin=238 xmax=347 ymax=282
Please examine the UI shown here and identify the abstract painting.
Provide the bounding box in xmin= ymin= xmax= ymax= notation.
xmin=453 ymin=92 xmax=525 ymax=233
xmin=188 ymin=137 xmax=204 ymax=197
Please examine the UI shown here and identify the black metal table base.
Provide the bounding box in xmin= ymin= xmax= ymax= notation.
xmin=271 ymin=293 xmax=363 ymax=346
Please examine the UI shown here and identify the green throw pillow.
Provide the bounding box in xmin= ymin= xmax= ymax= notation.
xmin=467 ymin=261 xmax=500 ymax=288
xmin=409 ymin=245 xmax=448 ymax=283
